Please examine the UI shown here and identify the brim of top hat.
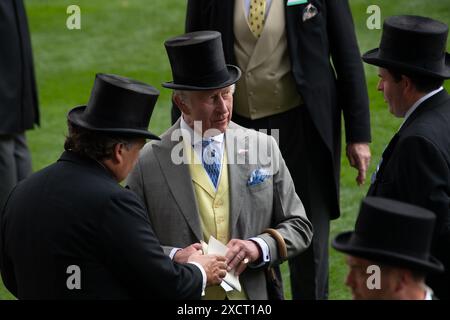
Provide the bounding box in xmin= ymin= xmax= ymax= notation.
xmin=362 ymin=48 xmax=450 ymax=79
xmin=67 ymin=106 xmax=161 ymax=140
xmin=332 ymin=231 xmax=445 ymax=274
xmin=162 ymin=65 xmax=242 ymax=90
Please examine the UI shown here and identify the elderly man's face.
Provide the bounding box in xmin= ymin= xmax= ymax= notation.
xmin=183 ymin=86 xmax=233 ymax=135
xmin=345 ymin=255 xmax=400 ymax=300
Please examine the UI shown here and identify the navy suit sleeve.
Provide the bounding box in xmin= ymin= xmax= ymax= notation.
xmin=326 ymin=0 xmax=371 ymax=143
xmin=0 ymin=188 xmax=18 ymax=297
xmin=98 ymin=190 xmax=203 ymax=299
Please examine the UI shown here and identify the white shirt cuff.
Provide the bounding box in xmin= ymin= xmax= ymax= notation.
xmin=188 ymin=262 xmax=207 ymax=296
xmin=249 ymin=237 xmax=270 ymax=268
xmin=169 ymin=247 xmax=181 ymax=260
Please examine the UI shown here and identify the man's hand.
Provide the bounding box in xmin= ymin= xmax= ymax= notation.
xmin=188 ymin=252 xmax=227 ymax=286
xmin=346 ymin=143 xmax=371 ymax=186
xmin=173 ymin=243 xmax=202 ymax=264
xmin=225 ymin=239 xmax=260 ymax=276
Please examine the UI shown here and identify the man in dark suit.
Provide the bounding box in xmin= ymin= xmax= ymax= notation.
xmin=171 ymin=0 xmax=371 ymax=299
xmin=333 ymin=197 xmax=444 ymax=300
xmin=363 ymin=15 xmax=450 ymax=299
xmin=0 ymin=74 xmax=227 ymax=299
xmin=0 ymin=0 xmax=40 ymax=210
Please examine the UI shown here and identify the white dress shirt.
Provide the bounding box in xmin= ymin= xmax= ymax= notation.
xmin=424 ymin=285 xmax=434 ymax=300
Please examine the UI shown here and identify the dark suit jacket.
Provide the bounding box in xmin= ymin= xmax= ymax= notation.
xmin=185 ymin=0 xmax=371 ymax=218
xmin=0 ymin=0 xmax=39 ymax=134
xmin=368 ymin=90 xmax=450 ymax=299
xmin=0 ymin=151 xmax=202 ymax=299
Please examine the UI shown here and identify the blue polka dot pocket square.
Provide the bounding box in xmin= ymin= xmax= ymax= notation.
xmin=247 ymin=168 xmax=271 ymax=186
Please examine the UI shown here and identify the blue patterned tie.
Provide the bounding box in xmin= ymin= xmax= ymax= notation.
xmin=202 ymin=140 xmax=221 ymax=188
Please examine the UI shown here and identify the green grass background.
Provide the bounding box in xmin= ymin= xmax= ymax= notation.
xmin=0 ymin=0 xmax=449 ymax=300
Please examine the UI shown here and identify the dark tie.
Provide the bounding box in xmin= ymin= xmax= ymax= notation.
xmin=202 ymin=140 xmax=221 ymax=188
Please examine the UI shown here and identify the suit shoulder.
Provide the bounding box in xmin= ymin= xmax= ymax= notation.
xmin=228 ymin=122 xmax=275 ymax=143
xmin=108 ymin=185 xmax=144 ymax=204
xmin=397 ymin=133 xmax=448 ymax=166
xmin=137 ymin=141 xmax=154 ymax=160
xmin=139 ymin=123 xmax=180 ymax=159
xmin=403 ymin=106 xmax=450 ymax=152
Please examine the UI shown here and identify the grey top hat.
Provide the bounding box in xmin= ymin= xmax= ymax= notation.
xmin=333 ymin=197 xmax=444 ymax=274
xmin=162 ymin=31 xmax=241 ymax=90
xmin=362 ymin=15 xmax=450 ymax=79
xmin=68 ymin=74 xmax=160 ymax=140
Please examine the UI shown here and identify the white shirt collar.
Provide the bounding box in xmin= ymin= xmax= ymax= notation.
xmin=180 ymin=117 xmax=225 ymax=191
xmin=401 ymin=86 xmax=443 ymax=129
xmin=424 ymin=285 xmax=434 ymax=300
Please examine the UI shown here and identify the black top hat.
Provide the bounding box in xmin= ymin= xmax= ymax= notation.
xmin=162 ymin=31 xmax=241 ymax=90
xmin=362 ymin=15 xmax=450 ymax=79
xmin=332 ymin=197 xmax=444 ymax=274
xmin=68 ymin=74 xmax=160 ymax=140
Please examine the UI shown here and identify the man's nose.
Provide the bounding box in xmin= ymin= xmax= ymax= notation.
xmin=345 ymin=270 xmax=354 ymax=288
xmin=377 ymin=79 xmax=383 ymax=91
xmin=215 ymin=95 xmax=227 ymax=112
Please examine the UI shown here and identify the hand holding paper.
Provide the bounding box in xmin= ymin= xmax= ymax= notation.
xmin=187 ymin=250 xmax=227 ymax=287
xmin=201 ymin=236 xmax=243 ymax=292
xmin=173 ymin=243 xmax=203 ymax=263
xmin=225 ymin=238 xmax=260 ymax=276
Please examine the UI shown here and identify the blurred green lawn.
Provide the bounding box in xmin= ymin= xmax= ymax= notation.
xmin=1 ymin=0 xmax=449 ymax=300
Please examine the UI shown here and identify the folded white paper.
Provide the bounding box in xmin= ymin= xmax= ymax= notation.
xmin=201 ymin=236 xmax=242 ymax=292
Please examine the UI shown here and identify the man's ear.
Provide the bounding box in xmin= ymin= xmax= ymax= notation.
xmin=394 ymin=268 xmax=409 ymax=293
xmin=173 ymin=94 xmax=190 ymax=115
xmin=111 ymin=143 xmax=125 ymax=164
xmin=401 ymin=75 xmax=414 ymax=93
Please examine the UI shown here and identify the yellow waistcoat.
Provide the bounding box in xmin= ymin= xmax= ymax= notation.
xmin=185 ymin=141 xmax=247 ymax=300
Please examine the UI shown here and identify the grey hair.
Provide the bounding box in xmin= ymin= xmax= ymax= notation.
xmin=173 ymin=84 xmax=236 ymax=104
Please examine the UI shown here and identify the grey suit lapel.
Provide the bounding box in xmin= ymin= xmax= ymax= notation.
xmin=153 ymin=121 xmax=203 ymax=241
xmin=226 ymin=122 xmax=250 ymax=238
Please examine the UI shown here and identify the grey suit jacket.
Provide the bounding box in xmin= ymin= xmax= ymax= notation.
xmin=127 ymin=120 xmax=313 ymax=299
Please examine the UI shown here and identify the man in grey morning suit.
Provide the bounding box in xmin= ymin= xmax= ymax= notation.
xmin=127 ymin=31 xmax=313 ymax=300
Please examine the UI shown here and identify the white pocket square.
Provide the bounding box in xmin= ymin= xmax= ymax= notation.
xmin=302 ymin=3 xmax=318 ymax=22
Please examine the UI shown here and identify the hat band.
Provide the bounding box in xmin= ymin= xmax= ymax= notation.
xmin=173 ymin=67 xmax=231 ymax=88
xmin=350 ymin=233 xmax=430 ymax=261
xmin=81 ymin=112 xmax=148 ymax=131
xmin=378 ymin=49 xmax=446 ymax=72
